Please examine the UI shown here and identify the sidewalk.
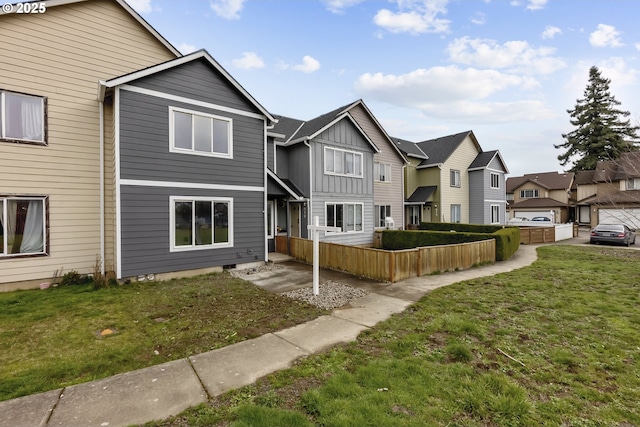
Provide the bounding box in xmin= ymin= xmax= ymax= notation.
xmin=0 ymin=244 xmax=540 ymax=427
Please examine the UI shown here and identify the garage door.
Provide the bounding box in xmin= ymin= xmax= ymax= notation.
xmin=599 ymin=208 xmax=640 ymax=229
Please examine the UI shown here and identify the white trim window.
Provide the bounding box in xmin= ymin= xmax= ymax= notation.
xmin=324 ymin=146 xmax=363 ymax=178
xmin=374 ymin=162 xmax=391 ymax=182
xmin=170 ymin=197 xmax=233 ymax=251
xmin=451 ymin=204 xmax=461 ymax=223
xmin=627 ymin=178 xmax=640 ymax=190
xmin=375 ymin=205 xmax=391 ymax=228
xmin=450 ymin=169 xmax=461 ymax=187
xmin=490 ymin=172 xmax=500 ymax=189
xmin=0 ymin=90 xmax=46 ymax=144
xmin=169 ymin=106 xmax=232 ymax=158
xmin=326 ymin=202 xmax=363 ymax=233
xmin=409 ymin=206 xmax=421 ymax=225
xmin=0 ymin=196 xmax=47 ymax=256
xmin=491 ymin=205 xmax=500 ymax=224
xmin=520 ymin=189 xmax=539 ymax=198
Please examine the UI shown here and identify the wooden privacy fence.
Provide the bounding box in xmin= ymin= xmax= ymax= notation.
xmin=287 ymin=237 xmax=496 ymax=283
xmin=519 ymin=227 xmax=555 ymax=244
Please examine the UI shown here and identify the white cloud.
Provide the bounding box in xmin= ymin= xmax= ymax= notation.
xmin=564 ymin=59 xmax=639 ymax=103
xmin=373 ymin=0 xmax=450 ymax=35
xmin=127 ymin=0 xmax=152 ymax=14
xmin=470 ymin=12 xmax=486 ymax=25
xmin=526 ymin=0 xmax=548 ymax=10
xmin=589 ymin=24 xmax=623 ymax=48
xmin=447 ymin=37 xmax=566 ymax=75
xmin=292 ymin=56 xmax=321 ymax=74
xmin=636 ymin=42 xmax=640 ymax=51
xmin=178 ymin=43 xmax=197 ymax=54
xmin=232 ymin=52 xmax=265 ymax=69
xmin=210 ymin=0 xmax=246 ymax=20
xmin=321 ymin=0 xmax=366 ymax=14
xmin=542 ymin=25 xmax=562 ymax=40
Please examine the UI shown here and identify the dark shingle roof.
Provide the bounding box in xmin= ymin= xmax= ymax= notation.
xmin=614 ymin=151 xmax=640 ymax=180
xmin=588 ymin=189 xmax=640 ymax=205
xmin=509 ymin=197 xmax=568 ymax=208
xmin=506 ymin=171 xmax=574 ymax=193
xmin=272 ymin=115 xmax=305 ymax=142
xmin=390 ymin=137 xmax=428 ymax=159
xmin=416 ymin=130 xmax=477 ymax=168
xmin=468 ymin=150 xmax=505 ymax=171
xmin=407 ymin=186 xmax=437 ymax=203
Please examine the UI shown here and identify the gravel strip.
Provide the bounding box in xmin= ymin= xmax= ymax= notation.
xmin=230 ymin=263 xmax=285 ymax=277
xmin=282 ymin=281 xmax=368 ymax=310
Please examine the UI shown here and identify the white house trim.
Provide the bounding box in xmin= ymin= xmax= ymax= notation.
xmin=120 ymin=179 xmax=264 ymax=193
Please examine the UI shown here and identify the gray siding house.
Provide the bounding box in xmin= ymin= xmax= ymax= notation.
xmin=268 ymin=103 xmax=380 ymax=247
xmin=468 ymin=151 xmax=509 ymax=225
xmin=99 ymin=50 xmax=275 ymax=279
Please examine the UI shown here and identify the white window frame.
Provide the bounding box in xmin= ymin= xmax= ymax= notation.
xmin=170 ymin=196 xmax=233 ymax=252
xmin=627 ymin=178 xmax=640 ymax=190
xmin=490 ymin=173 xmax=500 ymax=189
xmin=375 ymin=205 xmax=391 ymax=228
xmin=451 ymin=204 xmax=461 ymax=223
xmin=266 ymin=200 xmax=274 ymax=239
xmin=491 ymin=205 xmax=500 ymax=224
xmin=450 ymin=169 xmax=461 ymax=187
xmin=324 ymin=146 xmax=363 ymax=178
xmin=0 ymin=90 xmax=46 ymax=145
xmin=520 ymin=189 xmax=539 ymax=198
xmin=0 ymin=196 xmax=47 ymax=257
xmin=169 ymin=106 xmax=233 ymax=159
xmin=409 ymin=206 xmax=421 ymax=225
xmin=374 ymin=162 xmax=391 ymax=183
xmin=325 ymin=202 xmax=364 ymax=234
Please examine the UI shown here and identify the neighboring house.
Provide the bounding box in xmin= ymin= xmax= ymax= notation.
xmin=506 ymin=171 xmax=575 ymax=223
xmin=267 ymin=102 xmax=381 ymax=247
xmin=573 ymin=151 xmax=640 ymax=228
xmin=99 ymin=50 xmax=275 ymax=279
xmin=0 ymin=0 xmax=179 ymax=290
xmin=393 ymin=131 xmax=508 ymax=227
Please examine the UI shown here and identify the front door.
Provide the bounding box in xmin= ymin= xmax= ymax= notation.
xmin=290 ymin=204 xmax=300 ymax=238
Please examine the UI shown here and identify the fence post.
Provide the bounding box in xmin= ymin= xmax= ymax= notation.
xmin=389 ymin=251 xmax=395 ymax=283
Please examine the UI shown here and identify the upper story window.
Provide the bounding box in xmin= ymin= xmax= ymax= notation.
xmin=627 ymin=178 xmax=640 ymax=190
xmin=490 ymin=172 xmax=500 ymax=189
xmin=325 ymin=146 xmax=363 ymax=178
xmin=450 ymin=169 xmax=461 ymax=187
xmin=0 ymin=90 xmax=46 ymax=145
xmin=170 ymin=106 xmax=232 ymax=158
xmin=520 ymin=189 xmax=539 ymax=198
xmin=374 ymin=162 xmax=391 ymax=182
xmin=1 ymin=196 xmax=47 ymax=257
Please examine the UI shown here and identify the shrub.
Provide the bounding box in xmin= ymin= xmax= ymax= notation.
xmin=58 ymin=270 xmax=91 ymax=287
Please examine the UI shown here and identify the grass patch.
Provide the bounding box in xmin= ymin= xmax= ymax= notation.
xmin=0 ymin=272 xmax=325 ymax=401
xmin=144 ymin=245 xmax=640 ymax=426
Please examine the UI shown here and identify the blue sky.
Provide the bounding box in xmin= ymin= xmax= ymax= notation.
xmin=128 ymin=0 xmax=640 ymax=176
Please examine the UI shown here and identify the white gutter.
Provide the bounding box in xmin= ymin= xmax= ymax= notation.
xmin=304 ymin=139 xmax=312 ymax=234
xmin=99 ymin=100 xmax=105 ymax=274
xmin=264 ymin=121 xmax=268 ymax=262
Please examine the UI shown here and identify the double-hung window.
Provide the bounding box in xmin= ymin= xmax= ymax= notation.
xmin=326 ymin=203 xmax=363 ymax=233
xmin=409 ymin=206 xmax=421 ymax=225
xmin=491 ymin=205 xmax=500 ymax=224
xmin=170 ymin=107 xmax=232 ymax=158
xmin=374 ymin=162 xmax=391 ymax=182
xmin=490 ymin=173 xmax=500 ymax=189
xmin=450 ymin=169 xmax=461 ymax=187
xmin=171 ymin=197 xmax=232 ymax=251
xmin=325 ymin=147 xmax=363 ymax=178
xmin=450 ymin=204 xmax=461 ymax=223
xmin=375 ymin=205 xmax=391 ymax=227
xmin=520 ymin=189 xmax=539 ymax=198
xmin=0 ymin=90 xmax=46 ymax=144
xmin=0 ymin=196 xmax=47 ymax=256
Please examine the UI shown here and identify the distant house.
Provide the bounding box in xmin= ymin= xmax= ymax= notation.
xmin=506 ymin=171 xmax=575 ymax=223
xmin=267 ymin=102 xmax=381 ymax=247
xmin=100 ymin=50 xmax=276 ymax=279
xmin=573 ymin=151 xmax=640 ymax=228
xmin=0 ymin=0 xmax=179 ymax=290
xmin=393 ymin=131 xmax=508 ymax=227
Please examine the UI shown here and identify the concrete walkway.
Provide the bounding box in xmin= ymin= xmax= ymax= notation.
xmin=1 ymin=244 xmax=543 ymax=427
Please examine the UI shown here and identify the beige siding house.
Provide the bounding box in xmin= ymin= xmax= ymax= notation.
xmin=506 ymin=171 xmax=574 ymax=223
xmin=0 ymin=0 xmax=179 ymax=290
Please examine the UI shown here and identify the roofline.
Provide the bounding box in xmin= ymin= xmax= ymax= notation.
xmin=98 ymin=49 xmax=276 ymax=123
xmin=467 ymin=151 xmax=510 ymax=174
xmin=1 ymin=0 xmax=182 ymax=57
xmin=267 ymin=169 xmax=304 ymax=201
xmin=416 ymin=163 xmax=442 ymax=170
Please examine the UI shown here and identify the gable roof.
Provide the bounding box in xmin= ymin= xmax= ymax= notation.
xmin=391 ymin=137 xmax=428 ymax=159
xmin=0 ymin=0 xmax=181 ymax=56
xmin=98 ymin=49 xmax=276 ymax=124
xmin=509 ymin=197 xmax=569 ymax=209
xmin=506 ymin=171 xmax=574 ymax=193
xmin=270 ymin=102 xmax=380 ymax=153
xmin=468 ymin=150 xmax=509 ymax=173
xmin=416 ymin=130 xmax=481 ymax=169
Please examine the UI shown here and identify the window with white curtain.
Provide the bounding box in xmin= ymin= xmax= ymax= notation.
xmin=450 ymin=204 xmax=461 ymax=223
xmin=374 ymin=162 xmax=391 ymax=182
xmin=324 ymin=146 xmax=363 ymax=178
xmin=0 ymin=197 xmax=47 ymax=256
xmin=326 ymin=202 xmax=363 ymax=234
xmin=0 ymin=90 xmax=46 ymax=144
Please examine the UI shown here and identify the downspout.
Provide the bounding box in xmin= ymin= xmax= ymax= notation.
xmin=304 ymin=139 xmax=312 ymax=235
xmin=263 ymin=123 xmax=268 ymax=262
xmin=401 ymin=164 xmax=406 ymax=229
xmin=98 ymin=100 xmax=105 ymax=275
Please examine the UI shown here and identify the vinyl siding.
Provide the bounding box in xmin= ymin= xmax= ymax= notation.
xmin=287 ymin=144 xmax=311 ymax=197
xmin=0 ymin=0 xmax=176 ymax=288
xmin=439 ymin=136 xmax=480 ymax=224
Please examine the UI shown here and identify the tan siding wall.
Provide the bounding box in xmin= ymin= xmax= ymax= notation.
xmin=439 ymin=137 xmax=480 ymax=223
xmin=549 ymin=189 xmax=570 ymax=203
xmin=104 ymin=102 xmax=117 ymax=275
xmin=0 ymin=0 xmax=176 ymax=288
xmin=349 ymin=105 xmax=405 ymax=228
xmin=577 ymin=183 xmax=597 ymax=201
xmin=512 ymin=183 xmax=547 ymax=204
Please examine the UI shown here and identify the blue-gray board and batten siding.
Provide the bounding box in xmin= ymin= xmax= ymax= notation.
xmin=468 ymin=156 xmax=506 ymax=225
xmin=116 ymin=59 xmax=267 ymax=277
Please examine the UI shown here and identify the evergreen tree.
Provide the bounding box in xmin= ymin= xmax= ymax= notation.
xmin=555 ymin=66 xmax=640 ymax=171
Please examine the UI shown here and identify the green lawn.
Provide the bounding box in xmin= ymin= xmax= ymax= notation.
xmin=144 ymin=245 xmax=640 ymax=427
xmin=0 ymin=273 xmax=326 ymax=402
